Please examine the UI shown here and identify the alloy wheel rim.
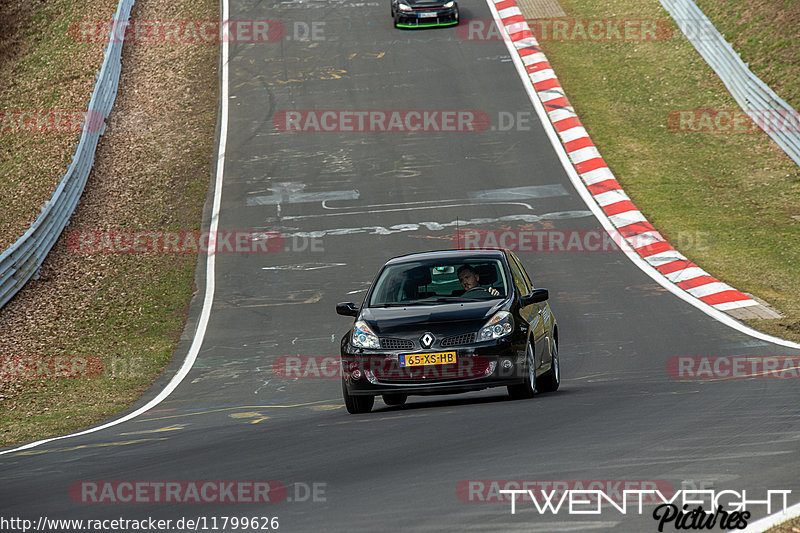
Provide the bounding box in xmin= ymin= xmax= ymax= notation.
xmin=528 ymin=344 xmax=535 ymax=390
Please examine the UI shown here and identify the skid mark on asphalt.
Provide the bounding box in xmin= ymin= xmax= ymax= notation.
xmin=6 ymin=438 xmax=169 ymax=457
xmin=248 ymin=182 xmax=359 ymax=206
xmin=260 ymin=52 xmax=386 ymax=63
xmin=264 ymin=211 xmax=593 ymax=239
xmin=318 ymin=412 xmax=430 ymax=426
xmin=212 ymin=291 xmax=323 ymax=308
xmin=274 ymin=0 xmax=379 ymax=8
xmin=291 ymin=335 xmax=337 ymax=344
xmin=119 ymin=425 xmax=187 ymax=435
xmin=586 ymin=451 xmax=792 ymax=470
xmin=138 ymin=400 xmax=339 ymax=422
xmin=233 ymin=67 xmax=348 ymax=88
xmin=262 ymin=263 xmax=345 ymax=271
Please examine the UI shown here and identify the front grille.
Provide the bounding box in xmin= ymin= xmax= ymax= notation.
xmin=380 ymin=338 xmax=414 ymax=350
xmin=440 ymin=332 xmax=476 ymax=347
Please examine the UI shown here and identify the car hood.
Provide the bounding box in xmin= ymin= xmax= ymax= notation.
xmin=360 ymin=299 xmax=507 ymax=338
xmin=404 ymin=0 xmax=451 ymax=7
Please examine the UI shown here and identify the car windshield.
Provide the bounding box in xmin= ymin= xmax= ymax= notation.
xmin=368 ymin=258 xmax=508 ymax=306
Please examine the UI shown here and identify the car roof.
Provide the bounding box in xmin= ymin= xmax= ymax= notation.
xmin=384 ymin=249 xmax=509 ymax=266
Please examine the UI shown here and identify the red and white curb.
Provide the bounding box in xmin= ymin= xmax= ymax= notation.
xmin=489 ymin=0 xmax=762 ymax=316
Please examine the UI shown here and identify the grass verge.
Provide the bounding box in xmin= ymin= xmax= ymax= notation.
xmin=0 ymin=0 xmax=217 ymax=447
xmin=693 ymin=0 xmax=800 ymax=110
xmin=0 ymin=0 xmax=116 ymax=250
xmin=527 ymin=0 xmax=800 ymax=342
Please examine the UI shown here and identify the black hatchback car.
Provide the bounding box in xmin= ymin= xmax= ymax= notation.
xmin=336 ymin=249 xmax=559 ymax=413
xmin=390 ymin=0 xmax=459 ymax=28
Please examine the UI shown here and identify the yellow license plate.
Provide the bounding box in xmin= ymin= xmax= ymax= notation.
xmin=400 ymin=352 xmax=457 ymax=367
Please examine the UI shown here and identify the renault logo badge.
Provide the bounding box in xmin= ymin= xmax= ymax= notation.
xmin=420 ymin=332 xmax=435 ymax=349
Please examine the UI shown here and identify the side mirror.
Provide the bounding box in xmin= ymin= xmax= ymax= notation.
xmin=336 ymin=302 xmax=360 ymax=317
xmin=520 ymin=288 xmax=548 ymax=307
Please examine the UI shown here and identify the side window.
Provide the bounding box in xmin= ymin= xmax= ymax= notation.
xmin=510 ymin=253 xmax=533 ymax=290
xmin=506 ymin=254 xmax=530 ymax=296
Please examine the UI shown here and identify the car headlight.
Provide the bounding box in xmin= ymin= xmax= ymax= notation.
xmin=443 ymin=1 xmax=455 ymax=7
xmin=398 ymin=2 xmax=412 ymax=10
xmin=478 ymin=311 xmax=513 ymax=341
xmin=352 ymin=320 xmax=380 ymax=349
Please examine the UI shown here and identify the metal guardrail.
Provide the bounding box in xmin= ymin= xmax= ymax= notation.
xmin=660 ymin=0 xmax=800 ymax=167
xmin=0 ymin=1 xmax=134 ymax=310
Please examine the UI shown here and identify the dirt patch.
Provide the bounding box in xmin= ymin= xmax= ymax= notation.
xmin=0 ymin=0 xmax=35 ymax=75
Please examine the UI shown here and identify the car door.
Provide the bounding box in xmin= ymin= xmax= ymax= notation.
xmin=507 ymin=252 xmax=546 ymax=370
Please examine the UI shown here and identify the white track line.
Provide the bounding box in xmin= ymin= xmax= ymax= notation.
xmin=0 ymin=0 xmax=230 ymax=456
xmin=738 ymin=500 xmax=800 ymax=532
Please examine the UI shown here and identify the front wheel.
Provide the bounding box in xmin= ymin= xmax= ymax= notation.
xmin=342 ymin=380 xmax=374 ymax=414
xmin=538 ymin=337 xmax=560 ymax=393
xmin=508 ymin=343 xmax=536 ymax=400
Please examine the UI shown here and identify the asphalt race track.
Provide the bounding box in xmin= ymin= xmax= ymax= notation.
xmin=2 ymin=0 xmax=800 ymax=531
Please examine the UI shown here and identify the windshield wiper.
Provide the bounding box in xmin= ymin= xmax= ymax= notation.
xmin=374 ymin=302 xmax=433 ymax=307
xmin=375 ymin=297 xmax=484 ymax=306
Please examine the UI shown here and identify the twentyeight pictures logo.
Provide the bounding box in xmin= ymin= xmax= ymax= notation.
xmin=458 ymin=481 xmax=792 ymax=531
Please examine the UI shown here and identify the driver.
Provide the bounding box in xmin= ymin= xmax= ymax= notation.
xmin=457 ymin=265 xmax=500 ymax=297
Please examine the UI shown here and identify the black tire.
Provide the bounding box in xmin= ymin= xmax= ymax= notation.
xmin=508 ymin=343 xmax=536 ymax=400
xmin=383 ymin=393 xmax=408 ymax=406
xmin=538 ymin=336 xmax=560 ymax=393
xmin=342 ymin=380 xmax=374 ymax=414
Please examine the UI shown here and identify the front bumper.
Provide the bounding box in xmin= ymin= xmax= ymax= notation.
xmin=341 ymin=340 xmax=526 ymax=395
xmin=395 ymin=6 xmax=458 ymax=28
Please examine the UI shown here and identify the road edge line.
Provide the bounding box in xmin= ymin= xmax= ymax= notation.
xmin=738 ymin=501 xmax=800 ymax=532
xmin=481 ymin=0 xmax=800 ymax=351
